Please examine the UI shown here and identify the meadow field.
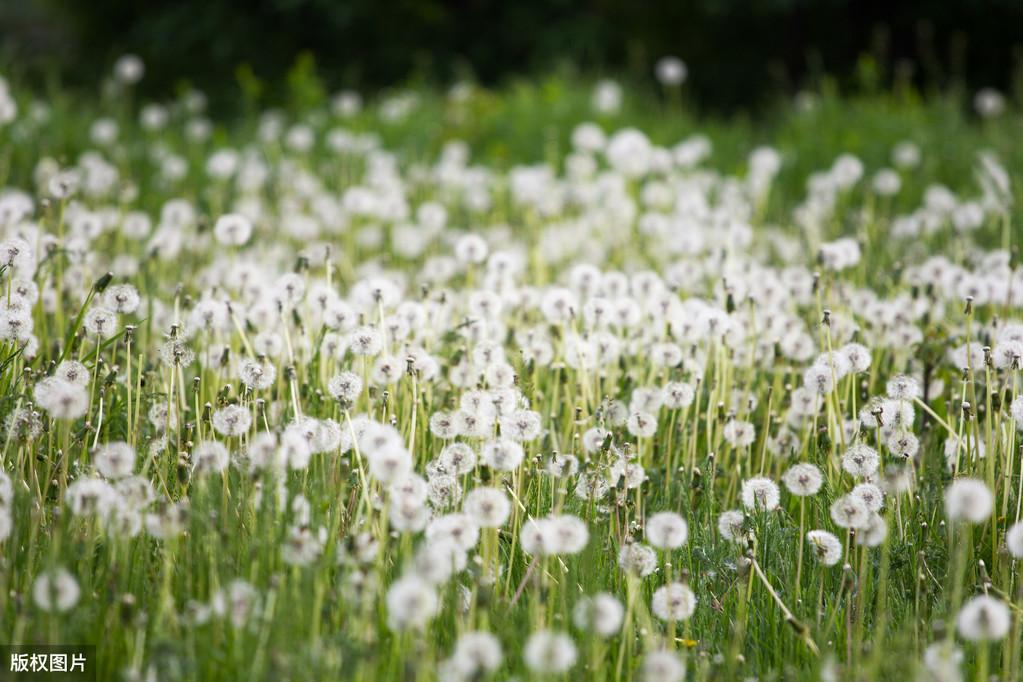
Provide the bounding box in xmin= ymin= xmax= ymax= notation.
xmin=0 ymin=60 xmax=1022 ymax=680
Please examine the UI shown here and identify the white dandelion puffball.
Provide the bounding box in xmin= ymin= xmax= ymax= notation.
xmin=386 ymin=575 xmax=439 ymax=631
xmin=214 ymin=213 xmax=253 ymax=246
xmin=655 ymin=56 xmax=688 ymax=86
xmin=212 ymin=404 xmax=252 ymax=437
xmin=33 ymin=567 xmax=80 ymax=612
xmin=1007 ymin=521 xmax=1023 ymax=558
xmin=830 ymin=494 xmax=870 ymax=529
xmin=841 ymin=443 xmax=879 ymax=478
xmin=944 ymin=478 xmax=993 ymax=524
xmin=93 ymin=441 xmax=136 ymax=479
xmin=327 ymin=371 xmax=363 ymax=403
xmin=523 ymin=630 xmax=577 ymax=674
xmin=956 ymin=595 xmax=1010 ymax=641
xmin=856 ymin=512 xmax=888 ymax=547
xmin=782 ymin=463 xmax=823 ymax=497
xmin=192 ymin=440 xmax=230 ymax=475
xmin=717 ymin=510 xmax=746 ymax=542
xmin=722 ymin=419 xmax=756 ymax=447
xmin=641 ymin=649 xmax=686 ymax=682
xmin=741 ymin=477 xmax=780 ymax=511
xmin=462 ymin=487 xmax=511 ymax=528
xmin=645 ymin=511 xmax=689 ymax=549
xmin=651 ymin=582 xmax=697 ymax=621
xmin=114 ymin=54 xmax=144 ymax=84
xmin=806 ymin=530 xmax=843 ymax=566
xmin=618 ymin=542 xmax=658 ymax=577
xmin=885 ymin=374 xmax=920 ymax=401
xmin=573 ymin=593 xmax=624 ymax=637
xmin=449 ymin=631 xmax=503 ymax=677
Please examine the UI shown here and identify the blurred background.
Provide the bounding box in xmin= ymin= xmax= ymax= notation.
xmin=2 ymin=0 xmax=1023 ymax=114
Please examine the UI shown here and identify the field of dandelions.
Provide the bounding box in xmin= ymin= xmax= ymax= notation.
xmin=2 ymin=54 xmax=1023 ymax=681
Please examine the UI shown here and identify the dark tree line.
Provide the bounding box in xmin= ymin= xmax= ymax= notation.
xmin=3 ymin=0 xmax=1023 ymax=112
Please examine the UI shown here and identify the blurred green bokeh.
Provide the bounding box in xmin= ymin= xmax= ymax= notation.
xmin=2 ymin=0 xmax=1023 ymax=113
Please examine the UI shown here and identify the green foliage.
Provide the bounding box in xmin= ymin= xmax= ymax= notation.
xmin=5 ymin=0 xmax=1023 ymax=113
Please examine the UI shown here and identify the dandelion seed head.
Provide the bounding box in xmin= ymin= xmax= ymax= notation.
xmin=645 ymin=511 xmax=688 ymax=549
xmin=1006 ymin=522 xmax=1023 ymax=558
xmin=651 ymin=582 xmax=697 ymax=621
xmin=802 ymin=363 xmax=835 ymax=395
xmin=1010 ymin=395 xmax=1023 ymax=424
xmin=944 ymin=478 xmax=993 ymax=524
xmin=33 ymin=567 xmax=80 ymax=612
xmin=523 ymin=630 xmax=577 ymax=674
xmin=855 ymin=512 xmax=888 ymax=547
xmin=841 ymin=443 xmax=879 ymax=478
xmin=54 ymin=360 xmax=90 ymax=387
xmin=573 ymin=593 xmax=624 ymax=637
xmin=462 ymin=486 xmax=510 ymax=528
xmin=114 ymin=54 xmax=144 ymax=84
xmin=885 ymin=374 xmax=921 ymax=401
xmin=640 ymin=649 xmax=685 ymax=682
xmin=192 ymin=440 xmax=230 ymax=475
xmin=102 ymin=283 xmax=141 ymax=314
xmin=33 ymin=377 xmax=89 ymax=420
xmin=782 ymin=463 xmax=823 ymax=497
xmin=741 ymin=477 xmax=780 ymax=511
xmin=480 ymin=439 xmax=524 ymax=472
xmin=282 ymin=525 xmax=324 ymax=566
xmin=212 ymin=404 xmax=252 ymax=437
xmin=825 ymin=490 xmax=867 ymax=528
xmin=850 ymin=482 xmax=884 ymax=513
xmin=956 ymin=595 xmax=1010 ymax=641
xmin=717 ymin=510 xmax=746 ymax=543
xmin=627 ymin=411 xmax=658 ymax=438
xmin=886 ymin=430 xmax=920 ymax=459
xmin=83 ymin=306 xmax=118 ymax=338
xmin=93 ymin=441 xmax=136 ymax=479
xmin=807 ymin=529 xmax=843 ymax=565
xmin=447 ymin=631 xmax=503 ymax=678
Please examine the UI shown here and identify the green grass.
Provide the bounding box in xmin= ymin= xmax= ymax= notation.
xmin=0 ymin=69 xmax=1021 ymax=681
